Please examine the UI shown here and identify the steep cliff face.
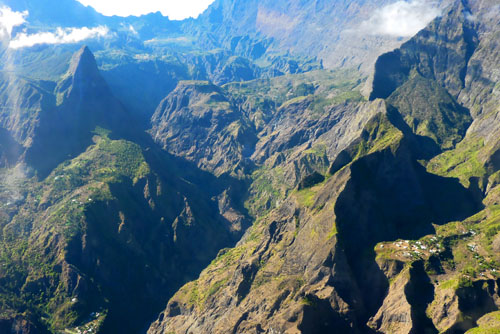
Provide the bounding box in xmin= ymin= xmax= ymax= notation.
xmin=385 ymin=72 xmax=472 ymax=150
xmin=150 ymin=69 xmax=380 ymax=221
xmin=369 ymin=0 xmax=500 ymax=193
xmin=370 ymin=0 xmax=500 ymax=177
xmin=369 ymin=0 xmax=479 ymax=101
xmin=99 ymin=49 xmax=322 ymax=122
xmin=0 ymin=128 xmax=21 ymax=167
xmin=148 ymin=170 xmax=357 ymax=334
xmin=0 ymin=131 xmax=245 ymax=334
xmin=149 ymin=69 xmax=374 ymax=180
xmin=150 ymin=81 xmax=256 ymax=176
xmin=0 ymin=73 xmax=54 ymax=166
xmin=0 ymin=46 xmax=134 ymax=178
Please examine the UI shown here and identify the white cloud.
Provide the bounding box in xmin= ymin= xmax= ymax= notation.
xmin=360 ymin=0 xmax=441 ymax=37
xmin=0 ymin=6 xmax=111 ymax=49
xmin=0 ymin=6 xmax=28 ymax=39
xmin=76 ymin=0 xmax=215 ymax=20
xmin=9 ymin=26 xmax=110 ymax=49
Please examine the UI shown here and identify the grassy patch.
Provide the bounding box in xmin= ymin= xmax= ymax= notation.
xmin=438 ymin=277 xmax=459 ymax=290
xmin=245 ymin=164 xmax=288 ymax=216
xmin=466 ymin=311 xmax=500 ymax=334
xmin=326 ymin=223 xmax=338 ymax=240
xmin=346 ymin=112 xmax=404 ymax=164
xmin=295 ymin=187 xmax=317 ymax=208
xmin=427 ymin=138 xmax=487 ymax=187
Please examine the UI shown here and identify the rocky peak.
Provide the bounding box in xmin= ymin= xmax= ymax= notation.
xmin=67 ymin=46 xmax=101 ymax=82
xmin=176 ymin=80 xmax=225 ymax=102
xmin=24 ymin=46 xmax=129 ymax=178
xmin=56 ymin=46 xmax=107 ymax=101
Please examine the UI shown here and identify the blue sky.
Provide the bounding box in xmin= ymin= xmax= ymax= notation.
xmin=76 ymin=0 xmax=216 ymax=20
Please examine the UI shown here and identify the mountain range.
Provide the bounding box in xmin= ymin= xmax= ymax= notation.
xmin=1 ymin=0 xmax=500 ymax=333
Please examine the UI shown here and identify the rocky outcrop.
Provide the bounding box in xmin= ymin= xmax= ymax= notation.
xmin=369 ymin=0 xmax=500 ymax=179
xmin=0 ymin=74 xmax=54 ymax=165
xmin=386 ymin=72 xmax=472 ymax=150
xmin=0 ymin=47 xmax=251 ymax=333
xmin=0 ymin=132 xmax=248 ymax=333
xmin=100 ymin=50 xmax=321 ymax=121
xmin=151 ymin=80 xmax=257 ymax=176
xmin=0 ymin=46 xmax=133 ymax=178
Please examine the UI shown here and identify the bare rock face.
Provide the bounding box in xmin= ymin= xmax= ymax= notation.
xmin=147 ymin=4 xmax=500 ymax=330
xmin=151 ymin=81 xmax=256 ymax=176
xmin=369 ymin=1 xmax=479 ymax=101
xmin=150 ymin=75 xmax=382 ymax=189
xmin=0 ymin=46 xmax=134 ymax=175
xmin=368 ymin=266 xmax=414 ymax=333
xmin=252 ymin=99 xmax=383 ymax=165
xmin=369 ymin=0 xmax=500 ymax=178
xmin=148 ymin=168 xmax=359 ymax=334
xmin=0 ymin=128 xmax=22 ymax=167
xmin=369 ymin=261 xmax=438 ymax=334
xmin=147 ymin=1 xmax=500 ymax=324
xmin=428 ymin=280 xmax=499 ymax=333
xmin=0 ymin=47 xmax=250 ymax=334
xmin=0 ymin=74 xmax=53 ymax=166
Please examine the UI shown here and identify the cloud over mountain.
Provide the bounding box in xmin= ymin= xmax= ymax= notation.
xmin=0 ymin=6 xmax=28 ymax=39
xmin=9 ymin=26 xmax=110 ymax=49
xmin=0 ymin=5 xmax=110 ymax=49
xmin=360 ymin=0 xmax=441 ymax=37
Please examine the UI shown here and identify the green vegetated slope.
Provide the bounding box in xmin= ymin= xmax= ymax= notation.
xmin=0 ymin=25 xmax=370 ymax=334
xmin=0 ymin=46 xmax=249 ymax=334
xmin=96 ymin=49 xmax=322 ymax=121
xmin=466 ymin=311 xmax=500 ymax=334
xmin=0 ymin=131 xmax=150 ymax=331
xmin=0 ymin=127 xmax=244 ymax=333
xmin=0 ymin=38 xmax=372 ymax=332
